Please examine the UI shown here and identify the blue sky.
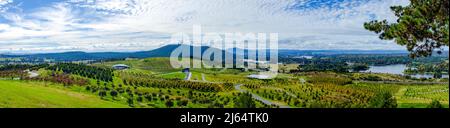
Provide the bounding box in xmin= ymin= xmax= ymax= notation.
xmin=0 ymin=0 xmax=410 ymax=53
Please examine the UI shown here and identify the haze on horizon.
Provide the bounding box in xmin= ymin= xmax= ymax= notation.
xmin=0 ymin=0 xmax=414 ymax=53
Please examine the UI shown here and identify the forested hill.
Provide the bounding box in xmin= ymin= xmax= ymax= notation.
xmin=278 ymin=50 xmax=449 ymax=57
xmin=1 ymin=44 xmax=448 ymax=63
xmin=0 ymin=44 xmax=230 ymax=62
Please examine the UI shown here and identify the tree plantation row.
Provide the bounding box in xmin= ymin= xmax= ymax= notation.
xmin=0 ymin=62 xmax=447 ymax=108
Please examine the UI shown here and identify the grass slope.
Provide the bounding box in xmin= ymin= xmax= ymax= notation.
xmin=0 ymin=80 xmax=128 ymax=108
xmin=94 ymin=57 xmax=180 ymax=73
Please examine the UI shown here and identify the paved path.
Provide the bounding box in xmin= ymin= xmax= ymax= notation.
xmin=234 ymin=84 xmax=291 ymax=108
xmin=184 ymin=72 xmax=192 ymax=80
xmin=201 ymin=73 xmax=206 ymax=82
xmin=185 ymin=75 xmax=292 ymax=108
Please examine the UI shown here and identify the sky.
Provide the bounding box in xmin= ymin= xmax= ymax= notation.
xmin=0 ymin=0 xmax=411 ymax=53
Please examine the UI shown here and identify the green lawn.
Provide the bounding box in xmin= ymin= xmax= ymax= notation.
xmin=0 ymin=80 xmax=128 ymax=108
xmin=158 ymin=72 xmax=186 ymax=79
xmin=93 ymin=57 xmax=182 ymax=73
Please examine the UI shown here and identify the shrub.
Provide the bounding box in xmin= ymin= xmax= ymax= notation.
xmin=234 ymin=92 xmax=256 ymax=108
xmin=369 ymin=92 xmax=397 ymax=108
xmin=427 ymin=100 xmax=443 ymax=108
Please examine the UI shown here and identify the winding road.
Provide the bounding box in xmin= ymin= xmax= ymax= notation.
xmin=201 ymin=73 xmax=206 ymax=81
xmin=234 ymin=84 xmax=291 ymax=108
xmin=186 ymin=73 xmax=291 ymax=108
xmin=184 ymin=72 xmax=192 ymax=80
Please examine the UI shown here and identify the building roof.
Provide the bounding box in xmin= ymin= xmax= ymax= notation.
xmin=112 ymin=64 xmax=129 ymax=67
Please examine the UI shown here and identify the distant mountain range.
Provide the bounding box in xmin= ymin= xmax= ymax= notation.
xmin=0 ymin=44 xmax=448 ymax=62
xmin=0 ymin=44 xmax=231 ymax=62
xmin=227 ymin=48 xmax=415 ymax=57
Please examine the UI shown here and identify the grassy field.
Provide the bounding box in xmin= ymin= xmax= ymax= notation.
xmin=157 ymin=72 xmax=186 ymax=79
xmin=0 ymin=80 xmax=128 ymax=108
xmin=93 ymin=57 xmax=180 ymax=73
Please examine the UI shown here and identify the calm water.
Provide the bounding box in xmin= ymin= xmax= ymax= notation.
xmin=362 ymin=64 xmax=449 ymax=79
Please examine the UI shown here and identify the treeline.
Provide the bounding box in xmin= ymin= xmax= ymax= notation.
xmin=119 ymin=71 xmax=233 ymax=92
xmin=405 ymin=61 xmax=449 ymax=78
xmin=123 ymin=78 xmax=225 ymax=92
xmin=280 ymin=54 xmax=447 ymax=66
xmin=0 ymin=57 xmax=48 ymax=65
xmin=0 ymin=70 xmax=26 ymax=78
xmin=46 ymin=63 xmax=113 ymax=82
xmin=298 ymin=61 xmax=349 ymax=73
xmin=329 ymin=54 xmax=411 ymax=66
xmin=0 ymin=64 xmax=49 ymax=79
xmin=26 ymin=74 xmax=89 ymax=86
xmin=0 ymin=64 xmax=49 ymax=71
xmin=283 ymin=58 xmax=369 ymax=73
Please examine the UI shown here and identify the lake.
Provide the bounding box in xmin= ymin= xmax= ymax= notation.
xmin=362 ymin=64 xmax=449 ymax=79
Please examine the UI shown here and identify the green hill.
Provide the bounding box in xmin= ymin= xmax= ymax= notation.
xmin=0 ymin=80 xmax=128 ymax=108
xmin=1 ymin=44 xmax=231 ymax=62
xmin=94 ymin=57 xmax=180 ymax=73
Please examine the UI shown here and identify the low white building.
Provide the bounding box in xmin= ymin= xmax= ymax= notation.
xmin=112 ymin=64 xmax=130 ymax=70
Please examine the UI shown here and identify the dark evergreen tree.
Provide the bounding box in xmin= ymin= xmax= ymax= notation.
xmin=364 ymin=0 xmax=449 ymax=57
xmin=234 ymin=92 xmax=256 ymax=108
xmin=369 ymin=92 xmax=397 ymax=108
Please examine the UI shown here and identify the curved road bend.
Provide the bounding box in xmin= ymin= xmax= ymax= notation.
xmin=234 ymin=84 xmax=291 ymax=108
xmin=184 ymin=72 xmax=192 ymax=80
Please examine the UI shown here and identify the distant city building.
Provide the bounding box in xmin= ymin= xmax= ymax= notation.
xmin=293 ymin=56 xmax=313 ymax=59
xmin=112 ymin=64 xmax=130 ymax=70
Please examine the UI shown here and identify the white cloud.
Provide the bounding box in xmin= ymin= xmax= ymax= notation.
xmin=0 ymin=24 xmax=9 ymax=30
xmin=0 ymin=0 xmax=12 ymax=6
xmin=0 ymin=0 xmax=13 ymax=12
xmin=0 ymin=0 xmax=410 ymax=53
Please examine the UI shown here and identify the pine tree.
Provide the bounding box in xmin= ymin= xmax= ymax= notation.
xmin=364 ymin=0 xmax=449 ymax=58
